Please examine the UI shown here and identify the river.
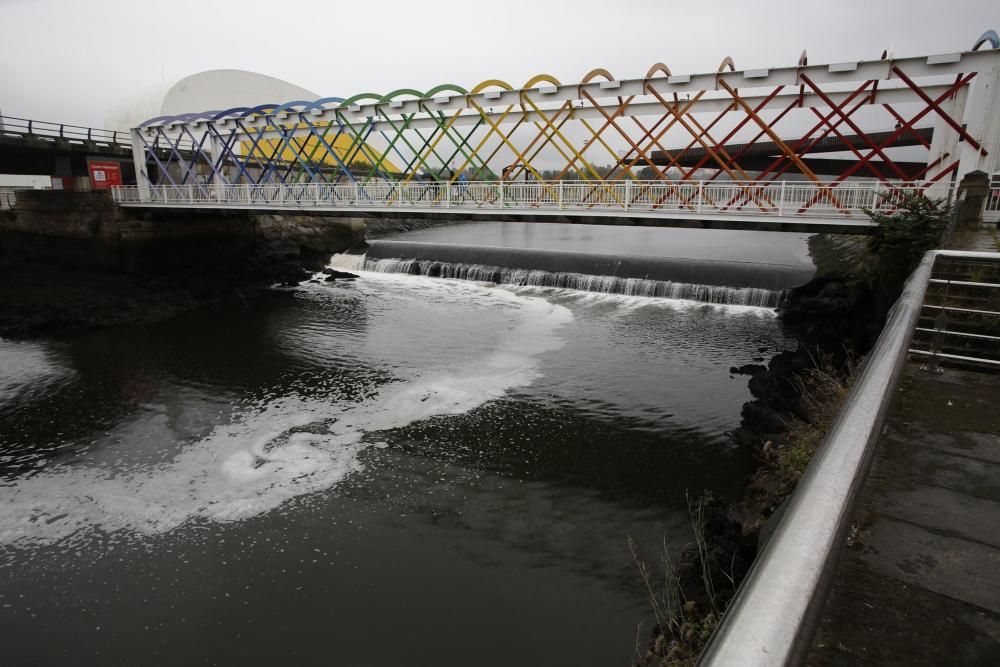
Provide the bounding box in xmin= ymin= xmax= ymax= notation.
xmin=0 ymin=223 xmax=812 ymax=665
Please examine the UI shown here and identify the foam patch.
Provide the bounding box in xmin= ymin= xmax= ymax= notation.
xmin=0 ymin=275 xmax=571 ymax=548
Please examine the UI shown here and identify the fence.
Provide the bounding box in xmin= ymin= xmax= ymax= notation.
xmin=986 ymin=174 xmax=1000 ymax=223
xmin=112 ymin=179 xmax=955 ymax=220
xmin=0 ymin=115 xmax=131 ymax=148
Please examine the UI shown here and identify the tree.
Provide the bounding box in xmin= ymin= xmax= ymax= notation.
xmin=865 ymin=192 xmax=950 ymax=297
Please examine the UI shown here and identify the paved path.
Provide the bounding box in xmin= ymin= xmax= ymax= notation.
xmin=811 ymin=364 xmax=1000 ymax=665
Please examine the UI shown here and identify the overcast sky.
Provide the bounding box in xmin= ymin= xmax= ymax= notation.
xmin=1 ymin=0 xmax=999 ymax=128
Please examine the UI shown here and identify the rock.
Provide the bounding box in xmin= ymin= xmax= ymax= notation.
xmin=730 ymin=363 xmax=766 ymax=376
xmin=673 ymin=494 xmax=755 ymax=616
xmin=273 ymin=261 xmax=312 ymax=286
xmin=321 ymin=269 xmax=359 ymax=280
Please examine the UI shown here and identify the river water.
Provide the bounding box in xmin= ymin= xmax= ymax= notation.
xmin=0 ymin=223 xmax=812 ymax=665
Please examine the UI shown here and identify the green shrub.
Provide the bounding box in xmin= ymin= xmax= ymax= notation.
xmin=865 ymin=193 xmax=950 ymax=295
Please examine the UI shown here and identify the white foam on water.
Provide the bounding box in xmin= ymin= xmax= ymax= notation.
xmin=0 ymin=276 xmax=572 ymax=548
xmin=0 ymin=339 xmax=72 ymax=407
xmin=352 ymin=252 xmax=789 ymax=308
xmin=507 ymin=284 xmax=780 ymax=317
xmin=328 ymin=252 xmax=366 ymax=272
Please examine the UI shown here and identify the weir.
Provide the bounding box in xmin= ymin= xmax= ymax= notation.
xmin=335 ymin=240 xmax=809 ymax=308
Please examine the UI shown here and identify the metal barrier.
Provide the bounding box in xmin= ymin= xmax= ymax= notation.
xmin=912 ymin=276 xmax=1000 ymax=369
xmin=0 ymin=115 xmax=131 ymax=148
xmin=0 ymin=191 xmax=17 ymax=210
xmin=986 ymin=174 xmax=1000 ymax=223
xmin=699 ymin=249 xmax=1000 ymax=666
xmin=111 ymin=180 xmax=954 ymax=220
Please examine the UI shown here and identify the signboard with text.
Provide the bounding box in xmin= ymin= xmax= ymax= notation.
xmin=87 ymin=160 xmax=122 ymax=189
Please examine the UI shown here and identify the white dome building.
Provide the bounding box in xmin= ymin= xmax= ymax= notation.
xmin=105 ymin=69 xmax=321 ymax=131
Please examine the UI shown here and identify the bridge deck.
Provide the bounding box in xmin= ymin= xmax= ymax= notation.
xmin=113 ymin=179 xmax=945 ymax=235
xmin=118 ymin=200 xmax=875 ymax=235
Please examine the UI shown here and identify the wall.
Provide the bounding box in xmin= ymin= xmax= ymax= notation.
xmin=0 ymin=190 xmax=367 ymax=273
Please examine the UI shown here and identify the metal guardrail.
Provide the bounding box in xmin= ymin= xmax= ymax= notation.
xmin=699 ymin=249 xmax=1000 ymax=666
xmin=911 ymin=276 xmax=1000 ymax=369
xmin=0 ymin=115 xmax=131 ymax=148
xmin=986 ymin=173 xmax=1000 ymax=223
xmin=111 ymin=180 xmax=953 ymax=220
xmin=0 ymin=191 xmax=17 ymax=210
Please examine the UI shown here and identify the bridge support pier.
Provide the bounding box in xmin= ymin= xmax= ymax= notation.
xmin=955 ymin=170 xmax=991 ymax=229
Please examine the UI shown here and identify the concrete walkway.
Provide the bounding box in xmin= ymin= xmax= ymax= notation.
xmin=811 ymin=364 xmax=1000 ymax=665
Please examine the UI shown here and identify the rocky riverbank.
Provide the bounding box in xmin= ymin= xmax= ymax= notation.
xmin=0 ymin=206 xmax=366 ymax=336
xmin=0 ymin=253 xmax=364 ymax=336
xmin=635 ymin=234 xmax=887 ymax=666
xmin=0 ymin=189 xmax=474 ymax=336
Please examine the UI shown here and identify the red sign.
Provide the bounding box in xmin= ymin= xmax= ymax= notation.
xmin=87 ymin=160 xmax=122 ymax=189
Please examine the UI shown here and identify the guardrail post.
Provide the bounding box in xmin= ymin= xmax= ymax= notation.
xmin=278 ymin=184 xmax=284 ymax=207
xmin=697 ymin=180 xmax=704 ymax=213
xmin=779 ymin=180 xmax=786 ymax=216
xmin=187 ymin=183 xmax=193 ymax=203
xmin=129 ymin=129 xmax=152 ymax=202
xmin=499 ymin=180 xmax=504 ymax=209
xmin=625 ymin=179 xmax=631 ymax=211
xmin=315 ymin=182 xmax=320 ymax=206
xmin=354 ymin=181 xmax=360 ymax=206
xmin=445 ymin=181 xmax=451 ymax=208
xmin=558 ymin=180 xmax=563 ymax=210
xmin=871 ymin=181 xmax=881 ymax=210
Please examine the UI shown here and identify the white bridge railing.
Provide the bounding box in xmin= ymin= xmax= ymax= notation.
xmin=986 ymin=173 xmax=1000 ymax=223
xmin=112 ymin=180 xmax=954 ymax=220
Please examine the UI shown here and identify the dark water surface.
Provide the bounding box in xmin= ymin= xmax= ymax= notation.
xmin=0 ymin=224 xmax=804 ymax=665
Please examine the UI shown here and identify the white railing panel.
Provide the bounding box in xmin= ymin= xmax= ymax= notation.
xmin=986 ymin=174 xmax=1000 ymax=223
xmin=112 ymin=179 xmax=958 ymax=222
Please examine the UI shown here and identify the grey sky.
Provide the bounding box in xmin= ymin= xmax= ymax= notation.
xmin=1 ymin=0 xmax=998 ymax=128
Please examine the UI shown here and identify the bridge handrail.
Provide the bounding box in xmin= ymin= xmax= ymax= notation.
xmin=111 ymin=179 xmax=955 ymax=220
xmin=0 ymin=115 xmax=131 ymax=147
xmin=698 ymin=248 xmax=1000 ymax=666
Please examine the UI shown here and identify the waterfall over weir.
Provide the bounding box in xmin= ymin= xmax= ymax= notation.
xmin=334 ymin=241 xmax=814 ymax=309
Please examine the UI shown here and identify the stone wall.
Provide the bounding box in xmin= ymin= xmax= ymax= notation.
xmin=0 ymin=191 xmax=367 ymax=273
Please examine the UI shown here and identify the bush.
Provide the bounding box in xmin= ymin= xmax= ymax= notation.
xmin=865 ymin=193 xmax=950 ymax=295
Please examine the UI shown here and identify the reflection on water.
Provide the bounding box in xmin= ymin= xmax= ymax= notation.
xmin=385 ymin=220 xmax=815 ymax=268
xmin=0 ymin=241 xmax=797 ymax=664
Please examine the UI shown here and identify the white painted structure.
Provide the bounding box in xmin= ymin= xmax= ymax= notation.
xmin=115 ymin=45 xmax=1000 ymax=229
xmin=105 ymin=70 xmax=320 ymax=132
xmin=112 ymin=179 xmax=958 ymax=233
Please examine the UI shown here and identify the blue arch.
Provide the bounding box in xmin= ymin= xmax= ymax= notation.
xmin=974 ymin=29 xmax=999 ymax=50
xmin=212 ymin=107 xmax=252 ymax=121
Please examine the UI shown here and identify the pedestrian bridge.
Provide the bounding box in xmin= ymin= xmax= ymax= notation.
xmin=111 ymin=179 xmax=955 ymax=234
xmin=114 ymin=34 xmax=1000 ymax=234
